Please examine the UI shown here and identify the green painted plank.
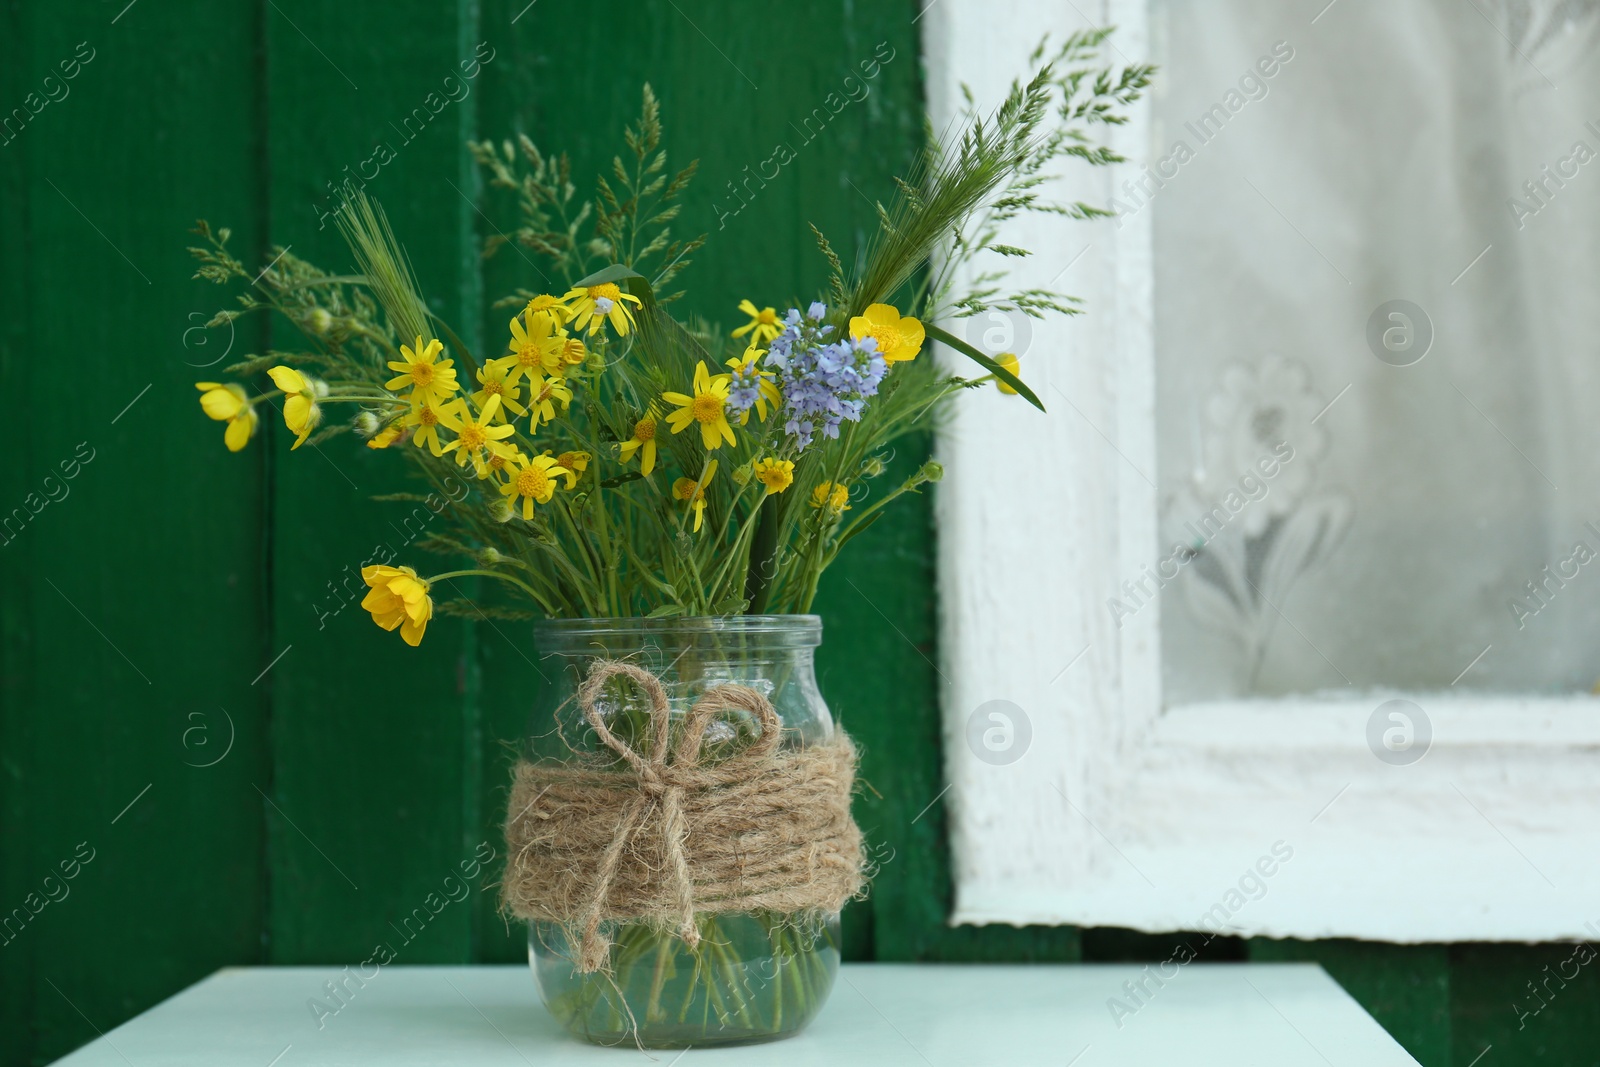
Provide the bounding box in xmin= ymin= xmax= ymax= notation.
xmin=0 ymin=1 xmax=269 ymax=1062
xmin=262 ymin=0 xmax=486 ymax=965
xmin=1450 ymin=942 xmax=1600 ymax=1067
xmin=1249 ymin=938 xmax=1451 ymax=1066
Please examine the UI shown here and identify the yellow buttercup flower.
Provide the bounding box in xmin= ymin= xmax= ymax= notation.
xmin=849 ymin=303 xmax=925 ymax=364
xmin=360 ymin=565 xmax=433 ymax=647
xmin=672 ymin=460 xmax=718 ymax=532
xmin=402 ymin=395 xmax=462 ymax=457
xmin=523 ymin=293 xmax=571 ymax=329
xmin=565 ymin=281 xmax=643 ymax=336
xmin=619 ymin=407 xmax=659 ymax=476
xmin=995 ymin=352 xmax=1022 ymax=395
xmin=663 ymin=361 xmax=736 ymax=450
xmin=265 ymin=366 xmax=322 ymax=449
xmin=441 ymin=395 xmax=516 ymax=477
xmin=553 ymin=450 xmax=590 ymax=490
xmin=473 ymin=359 xmax=528 ymax=419
xmin=810 ymin=480 xmax=851 ymax=515
xmin=385 ymin=336 xmax=459 ymax=403
xmin=195 ymin=381 xmax=258 ymax=452
xmin=500 ymin=452 xmax=566 ymax=519
xmin=731 ymin=299 xmax=782 ymax=345
xmin=725 ymin=344 xmax=782 ymax=424
xmin=527 ymin=373 xmax=573 ymax=429
xmin=507 ymin=314 xmax=560 ymax=385
xmin=753 ymin=457 xmax=794 ymax=494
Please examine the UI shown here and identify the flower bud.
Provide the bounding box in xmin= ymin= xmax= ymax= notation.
xmin=353 ymin=411 xmax=380 ymax=437
xmin=480 ymin=546 xmax=503 ymax=564
xmin=306 ymin=307 xmax=335 ymax=336
xmin=490 ymin=498 xmax=514 ymax=523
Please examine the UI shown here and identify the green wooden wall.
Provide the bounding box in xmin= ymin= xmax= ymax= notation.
xmin=0 ymin=2 xmax=1594 ymax=1064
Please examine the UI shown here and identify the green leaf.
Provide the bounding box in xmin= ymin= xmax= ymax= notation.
xmin=925 ymin=322 xmax=1045 ymax=411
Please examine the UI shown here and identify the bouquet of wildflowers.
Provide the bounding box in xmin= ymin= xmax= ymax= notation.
xmin=190 ymin=31 xmax=1149 ymax=643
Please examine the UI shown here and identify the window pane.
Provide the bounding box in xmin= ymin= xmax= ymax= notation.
xmin=1150 ymin=0 xmax=1600 ymax=700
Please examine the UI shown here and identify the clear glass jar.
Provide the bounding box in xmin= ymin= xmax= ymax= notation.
xmin=524 ymin=615 xmax=841 ymax=1048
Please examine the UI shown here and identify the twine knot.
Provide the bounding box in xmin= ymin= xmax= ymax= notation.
xmin=501 ymin=658 xmax=864 ymax=973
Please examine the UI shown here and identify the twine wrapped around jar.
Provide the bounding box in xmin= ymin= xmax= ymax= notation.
xmin=501 ymin=659 xmax=865 ymax=973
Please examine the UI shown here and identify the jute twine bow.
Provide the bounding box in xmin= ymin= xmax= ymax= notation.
xmin=501 ymin=659 xmax=864 ymax=973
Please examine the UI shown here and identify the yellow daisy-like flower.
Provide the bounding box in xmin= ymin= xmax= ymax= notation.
xmin=672 ymin=460 xmax=718 ymax=533
xmin=360 ymin=565 xmax=433 ymax=647
xmin=810 ymin=480 xmax=851 ymax=515
xmin=507 ymin=314 xmax=560 ymax=385
xmin=500 ymin=452 xmax=566 ymax=519
xmin=402 ymin=395 xmax=462 ymax=457
xmin=731 ymin=299 xmax=782 ymax=345
xmin=265 ymin=366 xmax=322 ymax=450
xmin=565 ymin=281 xmax=643 ymax=337
xmin=441 ymin=395 xmax=516 ymax=477
xmin=995 ymin=352 xmax=1022 ymax=396
xmin=547 ymin=329 xmax=589 ymax=371
xmin=473 ymin=359 xmax=528 ymax=419
xmin=527 ymin=373 xmax=573 ymax=429
xmin=385 ymin=336 xmax=459 ymax=403
xmin=195 ymin=381 xmax=258 ymax=452
xmin=523 ymin=293 xmax=572 ymax=329
xmin=552 ymin=450 xmax=590 ymax=490
xmin=753 ymin=457 xmax=795 ymax=494
xmin=482 ymin=440 xmax=521 ymax=485
xmin=367 ymin=420 xmax=407 ymax=449
xmin=663 ymin=361 xmax=736 ymax=450
xmin=849 ymin=303 xmax=925 ymax=365
xmin=619 ymin=407 xmax=660 ymax=476
xmin=724 ymin=344 xmax=782 ymax=424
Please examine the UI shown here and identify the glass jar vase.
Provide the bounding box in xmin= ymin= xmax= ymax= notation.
xmin=524 ymin=615 xmax=842 ymax=1048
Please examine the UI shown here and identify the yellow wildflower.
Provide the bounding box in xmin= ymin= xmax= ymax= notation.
xmin=265 ymin=366 xmax=322 ymax=449
xmin=402 ymin=395 xmax=461 ymax=457
xmin=360 ymin=565 xmax=433 ymax=647
xmin=672 ymin=460 xmax=718 ymax=533
xmin=724 ymin=344 xmax=782 ymax=424
xmin=731 ymin=299 xmax=782 ymax=345
xmin=619 ymin=407 xmax=659 ymax=476
xmin=995 ymin=352 xmax=1022 ymax=395
xmin=482 ymin=440 xmax=521 ymax=484
xmin=548 ymin=329 xmax=589 ymax=370
xmin=195 ymin=381 xmax=258 ymax=452
xmin=553 ymin=450 xmax=590 ymax=490
xmin=367 ymin=420 xmax=407 ymax=449
xmin=385 ymin=336 xmax=459 ymax=403
xmin=500 ymin=452 xmax=566 ymax=519
xmin=523 ymin=293 xmax=571 ymax=329
xmin=753 ymin=458 xmax=795 ymax=494
xmin=441 ymin=395 xmax=516 ymax=477
xmin=565 ymin=281 xmax=643 ymax=336
xmin=663 ymin=361 xmax=736 ymax=450
xmin=473 ymin=359 xmax=528 ymax=419
xmin=527 ymin=373 xmax=573 ymax=429
xmin=810 ymin=480 xmax=851 ymax=515
xmin=849 ymin=303 xmax=925 ymax=364
xmin=507 ymin=314 xmax=560 ymax=385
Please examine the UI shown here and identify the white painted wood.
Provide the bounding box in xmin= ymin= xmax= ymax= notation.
xmin=47 ymin=964 xmax=1419 ymax=1066
xmin=927 ymin=0 xmax=1600 ymax=941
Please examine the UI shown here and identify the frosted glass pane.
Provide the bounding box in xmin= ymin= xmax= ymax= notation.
xmin=1150 ymin=0 xmax=1600 ymax=701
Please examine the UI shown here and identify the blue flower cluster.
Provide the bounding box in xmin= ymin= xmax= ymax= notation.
xmin=760 ymin=303 xmax=888 ymax=448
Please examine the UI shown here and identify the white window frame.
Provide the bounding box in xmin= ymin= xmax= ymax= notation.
xmin=928 ymin=0 xmax=1600 ymax=942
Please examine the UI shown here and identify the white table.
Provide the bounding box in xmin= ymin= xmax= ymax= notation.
xmin=51 ymin=963 xmax=1420 ymax=1066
